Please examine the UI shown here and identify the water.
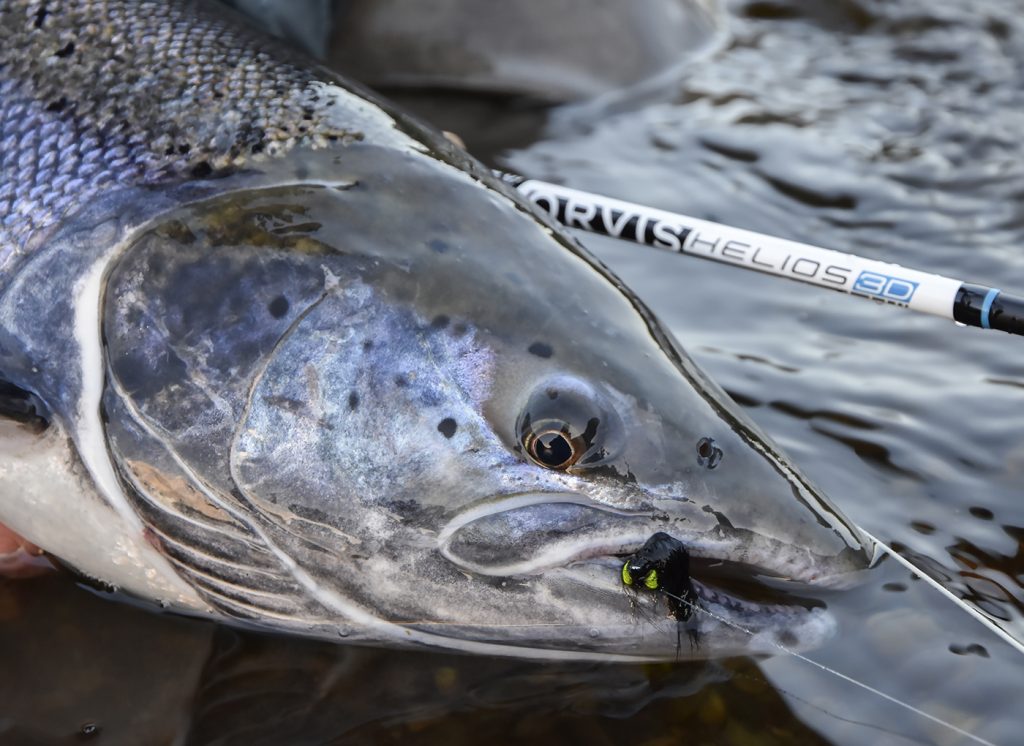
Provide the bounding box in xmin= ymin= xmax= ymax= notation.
xmin=3 ymin=0 xmax=1024 ymax=743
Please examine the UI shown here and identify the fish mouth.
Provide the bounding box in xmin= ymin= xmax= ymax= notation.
xmin=430 ymin=533 xmax=839 ymax=659
xmin=540 ymin=545 xmax=848 ymax=660
xmin=439 ymin=493 xmax=859 ymax=640
xmin=583 ymin=552 xmax=828 ymax=621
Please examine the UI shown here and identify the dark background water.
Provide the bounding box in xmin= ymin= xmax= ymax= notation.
xmin=3 ymin=0 xmax=1024 ymax=743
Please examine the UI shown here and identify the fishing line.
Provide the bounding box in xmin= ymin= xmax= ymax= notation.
xmin=396 ymin=592 xmax=993 ymax=741
xmin=720 ymin=661 xmax=934 ymax=746
xmin=657 ymin=587 xmax=1000 ymax=746
xmin=392 ymin=615 xmax=929 ymax=744
xmin=859 ymin=528 xmax=1024 ymax=657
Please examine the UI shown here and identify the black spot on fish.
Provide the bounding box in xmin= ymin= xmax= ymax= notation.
xmin=34 ymin=5 xmax=48 ymax=28
xmin=969 ymin=506 xmax=994 ymax=520
xmin=696 ymin=437 xmax=723 ymax=469
xmin=348 ymin=391 xmax=359 ymax=411
xmin=528 ymin=342 xmax=553 ymax=358
xmin=395 ymin=374 xmax=408 ymax=388
xmin=362 ymin=339 xmax=374 ymax=351
xmin=437 ymin=418 xmax=458 ymax=438
xmin=428 ymin=239 xmax=449 ymax=254
xmin=46 ymin=97 xmax=68 ymax=113
xmin=268 ymin=295 xmax=289 ymax=319
xmin=431 ymin=314 xmax=450 ymax=329
xmin=191 ymin=161 xmax=212 ymax=178
xmin=882 ymin=582 xmax=907 ymax=592
xmin=53 ymin=41 xmax=75 ymax=58
xmin=546 ymin=388 xmax=559 ymax=400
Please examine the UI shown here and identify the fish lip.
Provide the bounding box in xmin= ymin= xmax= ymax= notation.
xmin=435 ymin=497 xmax=847 ymax=655
xmin=437 ymin=491 xmax=639 ymax=541
xmin=437 ymin=491 xmax=648 ymax=576
xmin=439 ymin=492 xmax=854 ymax=592
xmin=568 ymin=554 xmax=827 ymax=632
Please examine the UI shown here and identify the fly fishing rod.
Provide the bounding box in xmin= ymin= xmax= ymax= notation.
xmin=500 ymin=174 xmax=1024 ymax=337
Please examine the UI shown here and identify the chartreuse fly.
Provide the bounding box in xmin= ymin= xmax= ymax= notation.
xmin=621 ymin=532 xmax=698 ymax=622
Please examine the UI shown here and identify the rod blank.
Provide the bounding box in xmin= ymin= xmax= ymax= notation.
xmin=504 ymin=175 xmax=1024 ymax=337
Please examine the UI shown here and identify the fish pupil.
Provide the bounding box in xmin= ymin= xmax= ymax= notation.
xmin=533 ymin=431 xmax=573 ymax=467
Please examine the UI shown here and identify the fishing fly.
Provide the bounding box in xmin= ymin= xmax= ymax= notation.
xmin=620 ymin=531 xmax=698 ymax=622
xmin=620 ymin=531 xmax=702 ymax=656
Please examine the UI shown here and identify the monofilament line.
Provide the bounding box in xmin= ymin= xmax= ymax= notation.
xmin=859 ymin=528 xmax=1024 ymax=658
xmin=659 ymin=588 xmax=1000 ymax=746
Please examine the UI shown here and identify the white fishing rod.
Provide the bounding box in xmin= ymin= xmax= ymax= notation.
xmin=500 ymin=174 xmax=1024 ymax=337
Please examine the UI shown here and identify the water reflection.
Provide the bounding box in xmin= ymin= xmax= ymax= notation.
xmin=4 ymin=556 xmax=1018 ymax=743
xmin=2 ymin=574 xmax=832 ymax=746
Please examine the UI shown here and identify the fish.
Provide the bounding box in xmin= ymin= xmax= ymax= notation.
xmin=0 ymin=0 xmax=872 ymax=661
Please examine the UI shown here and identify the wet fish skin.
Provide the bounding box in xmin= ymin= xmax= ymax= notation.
xmin=0 ymin=0 xmax=470 ymax=614
xmin=0 ymin=0 xmax=453 ymax=274
xmin=0 ymin=0 xmax=871 ymax=660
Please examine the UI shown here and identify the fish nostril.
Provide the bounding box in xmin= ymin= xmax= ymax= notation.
xmin=696 ymin=437 xmax=723 ymax=469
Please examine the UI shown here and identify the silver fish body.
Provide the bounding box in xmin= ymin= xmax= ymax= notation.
xmin=0 ymin=0 xmax=871 ymax=660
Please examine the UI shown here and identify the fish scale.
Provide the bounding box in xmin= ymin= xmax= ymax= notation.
xmin=0 ymin=0 xmax=351 ymax=275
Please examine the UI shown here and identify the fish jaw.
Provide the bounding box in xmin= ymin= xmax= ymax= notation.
xmin=431 ymin=488 xmax=866 ymax=659
xmin=439 ymin=487 xmax=869 ymax=585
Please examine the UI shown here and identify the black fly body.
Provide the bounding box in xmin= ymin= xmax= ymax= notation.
xmin=621 ymin=532 xmax=703 ymax=656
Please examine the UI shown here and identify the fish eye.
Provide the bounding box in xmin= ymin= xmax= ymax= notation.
xmin=524 ymin=427 xmax=580 ymax=469
xmin=515 ymin=376 xmax=622 ymax=471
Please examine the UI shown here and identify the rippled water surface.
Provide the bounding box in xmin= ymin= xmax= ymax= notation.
xmin=4 ymin=0 xmax=1024 ymax=743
